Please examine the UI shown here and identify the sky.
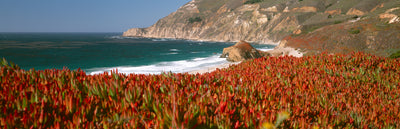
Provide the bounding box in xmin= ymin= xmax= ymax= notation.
xmin=0 ymin=0 xmax=191 ymax=32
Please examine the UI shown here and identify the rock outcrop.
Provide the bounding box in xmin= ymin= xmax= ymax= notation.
xmin=379 ymin=7 xmax=400 ymax=24
xmin=220 ymin=41 xmax=263 ymax=62
xmin=291 ymin=6 xmax=318 ymax=13
xmin=346 ymin=8 xmax=366 ymax=16
xmin=324 ymin=9 xmax=341 ymax=15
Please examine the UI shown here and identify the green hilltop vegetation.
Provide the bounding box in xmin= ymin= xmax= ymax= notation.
xmin=188 ymin=17 xmax=202 ymax=23
xmin=390 ymin=50 xmax=400 ymax=59
xmin=244 ymin=0 xmax=263 ymax=4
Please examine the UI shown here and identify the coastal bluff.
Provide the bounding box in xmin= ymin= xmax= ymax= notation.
xmin=124 ymin=0 xmax=400 ymax=57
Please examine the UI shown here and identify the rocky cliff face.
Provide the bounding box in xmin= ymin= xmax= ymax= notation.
xmin=124 ymin=0 xmax=283 ymax=43
xmin=124 ymin=0 xmax=400 ymax=56
xmin=123 ymin=0 xmax=366 ymax=43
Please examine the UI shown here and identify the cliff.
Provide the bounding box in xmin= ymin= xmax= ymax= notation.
xmin=124 ymin=0 xmax=400 ymax=56
xmin=123 ymin=0 xmax=345 ymax=43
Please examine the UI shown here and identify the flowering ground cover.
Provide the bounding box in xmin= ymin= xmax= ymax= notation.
xmin=1 ymin=52 xmax=399 ymax=128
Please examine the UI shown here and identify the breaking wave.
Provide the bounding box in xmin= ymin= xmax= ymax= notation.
xmin=88 ymin=54 xmax=228 ymax=75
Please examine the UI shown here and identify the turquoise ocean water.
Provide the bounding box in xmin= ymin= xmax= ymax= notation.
xmin=0 ymin=32 xmax=275 ymax=74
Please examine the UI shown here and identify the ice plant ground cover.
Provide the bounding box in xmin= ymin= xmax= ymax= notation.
xmin=1 ymin=52 xmax=399 ymax=128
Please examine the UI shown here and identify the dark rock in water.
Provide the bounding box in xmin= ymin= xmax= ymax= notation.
xmin=220 ymin=40 xmax=264 ymax=62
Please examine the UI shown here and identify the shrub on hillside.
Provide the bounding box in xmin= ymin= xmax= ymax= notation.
xmin=188 ymin=17 xmax=202 ymax=23
xmin=334 ymin=20 xmax=343 ymax=24
xmin=244 ymin=0 xmax=263 ymax=4
xmin=349 ymin=28 xmax=360 ymax=34
xmin=389 ymin=50 xmax=400 ymax=58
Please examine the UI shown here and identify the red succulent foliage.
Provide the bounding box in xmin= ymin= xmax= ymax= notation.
xmin=0 ymin=52 xmax=400 ymax=128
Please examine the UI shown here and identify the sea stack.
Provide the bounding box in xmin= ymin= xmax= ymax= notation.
xmin=220 ymin=40 xmax=263 ymax=62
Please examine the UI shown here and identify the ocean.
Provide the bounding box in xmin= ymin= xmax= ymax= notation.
xmin=0 ymin=32 xmax=275 ymax=74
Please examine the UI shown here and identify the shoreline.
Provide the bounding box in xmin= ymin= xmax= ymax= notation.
xmin=187 ymin=46 xmax=304 ymax=74
xmin=121 ymin=35 xmax=280 ymax=45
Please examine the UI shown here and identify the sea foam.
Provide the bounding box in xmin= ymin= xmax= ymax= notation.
xmin=88 ymin=54 xmax=228 ymax=75
xmin=258 ymin=47 xmax=274 ymax=51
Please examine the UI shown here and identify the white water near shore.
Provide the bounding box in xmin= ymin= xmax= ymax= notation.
xmin=87 ymin=44 xmax=276 ymax=75
xmin=88 ymin=54 xmax=228 ymax=75
xmin=187 ymin=47 xmax=275 ymax=74
xmin=187 ymin=46 xmax=306 ymax=74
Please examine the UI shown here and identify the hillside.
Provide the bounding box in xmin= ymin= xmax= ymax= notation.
xmin=281 ymin=0 xmax=400 ymax=57
xmin=123 ymin=0 xmax=400 ymax=56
